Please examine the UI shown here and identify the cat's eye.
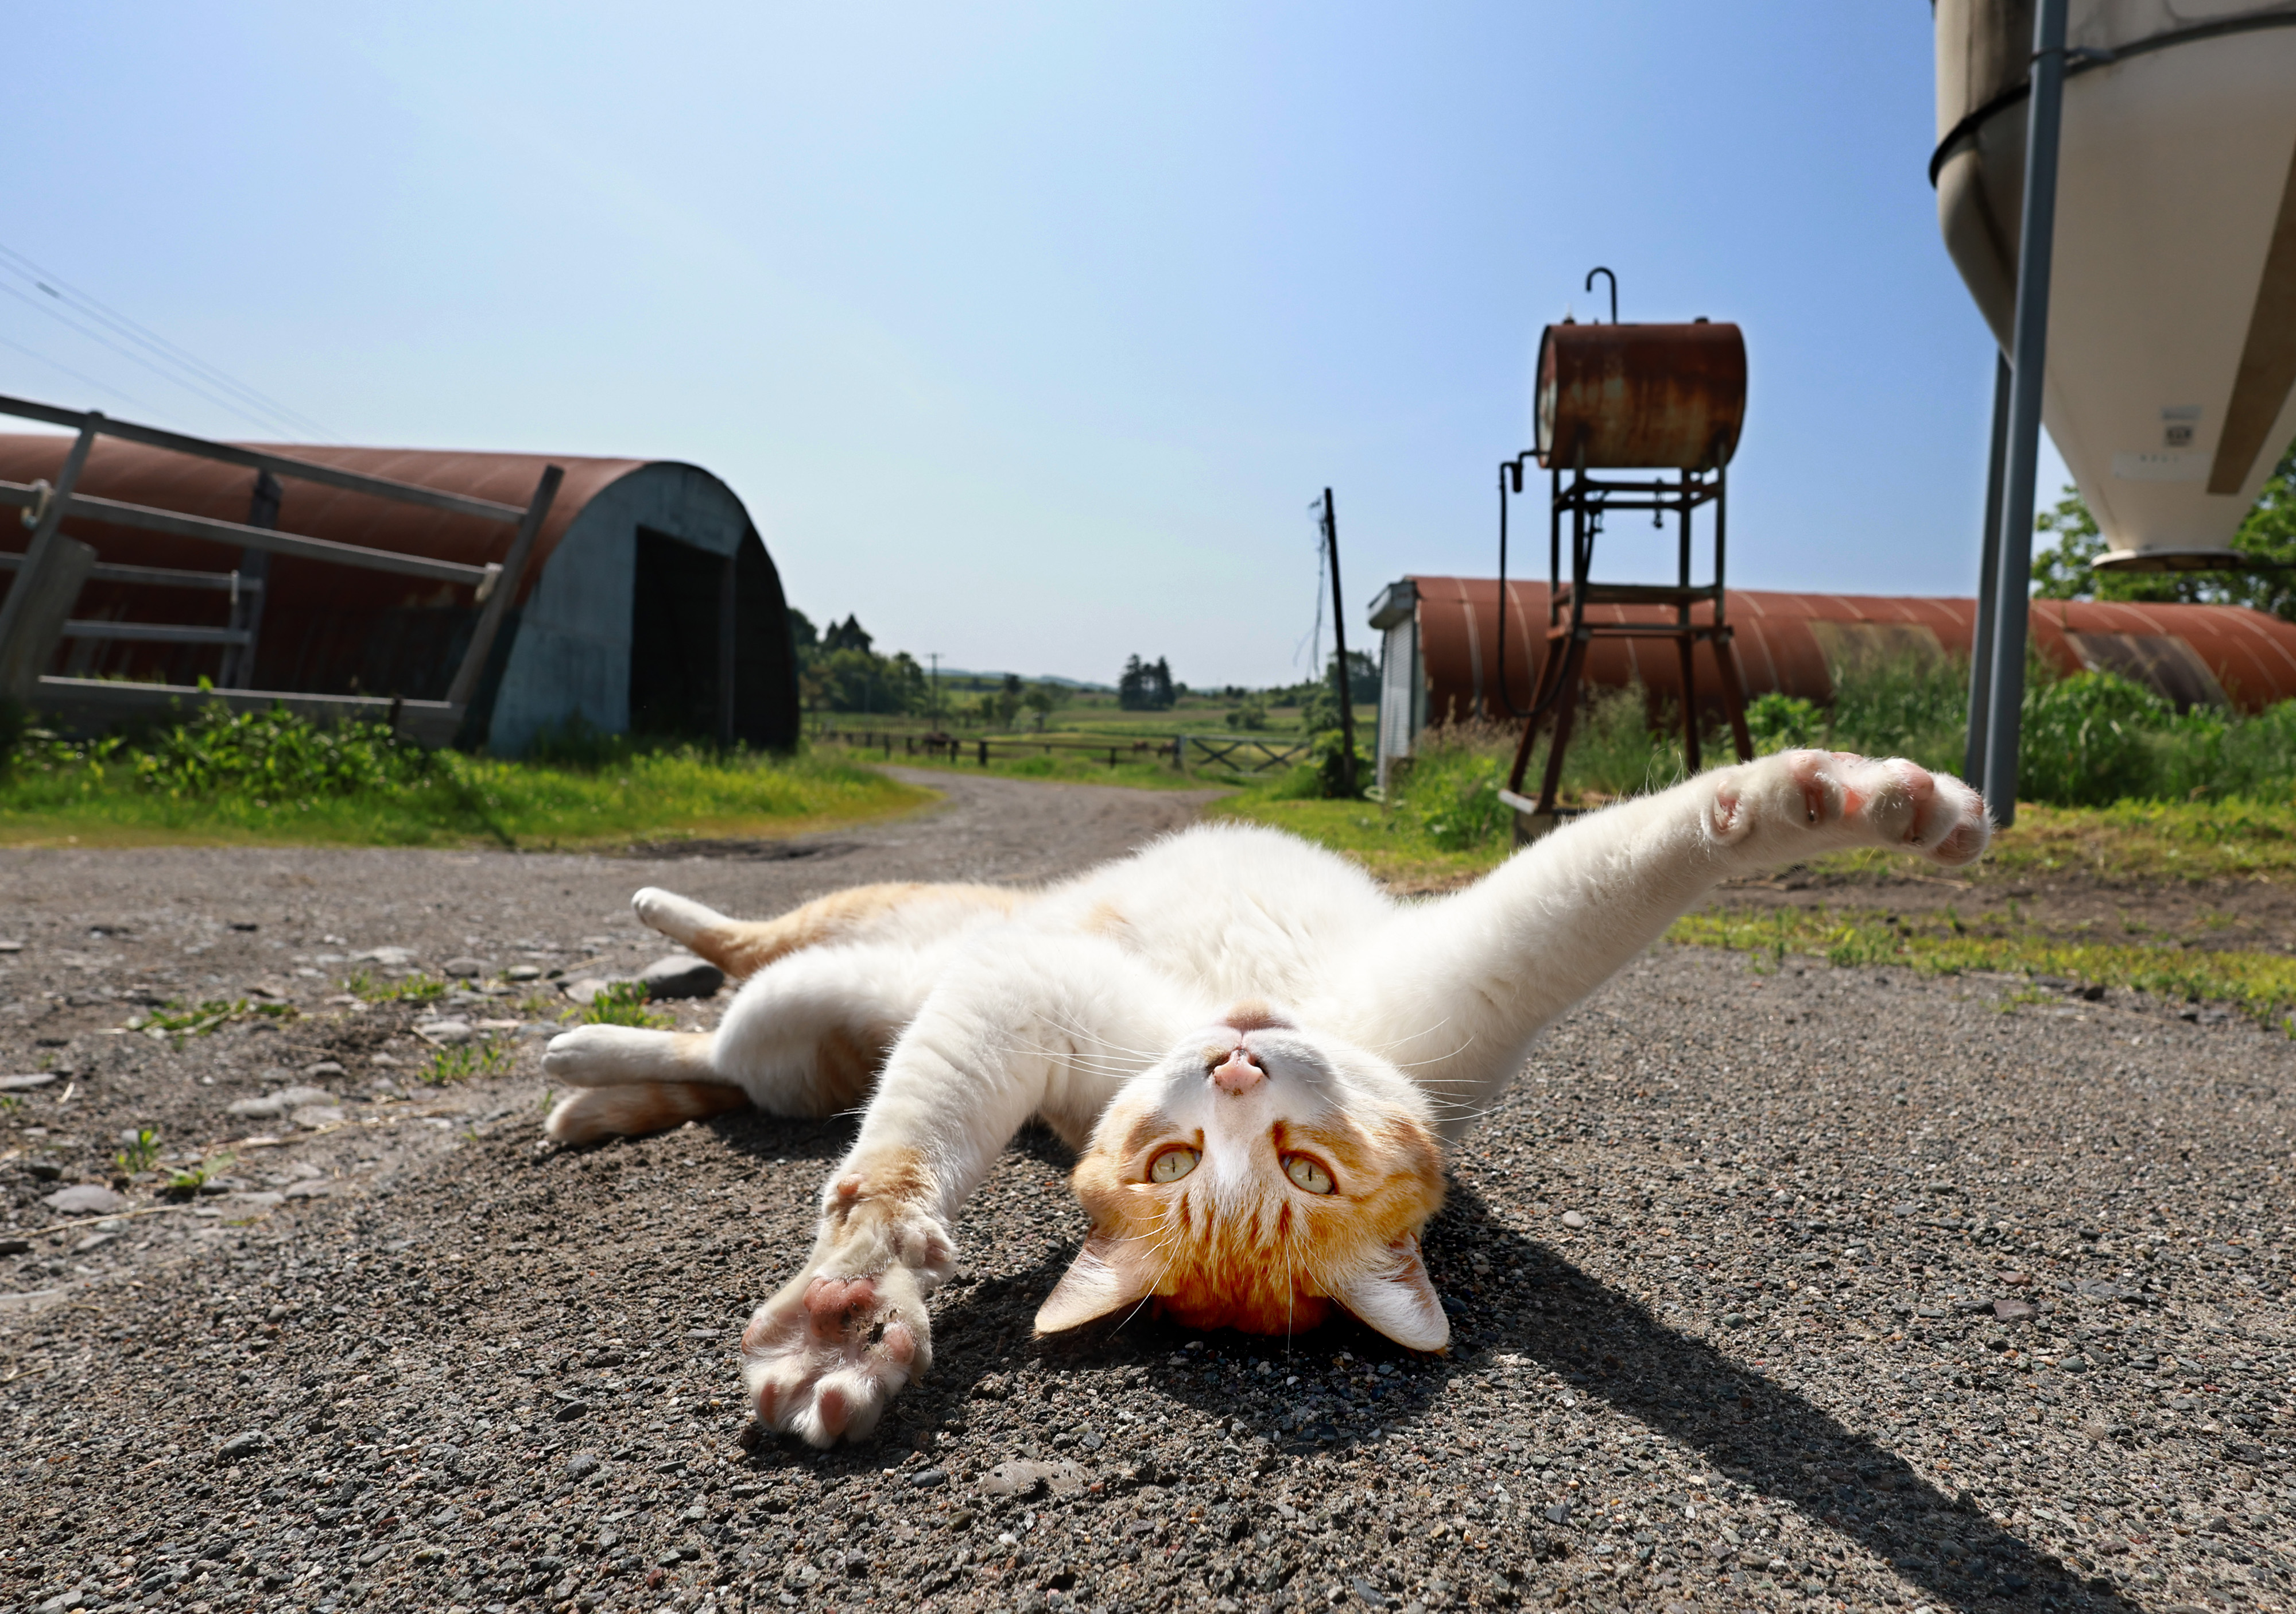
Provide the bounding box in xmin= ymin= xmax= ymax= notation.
xmin=1149 ymin=1147 xmax=1199 ymax=1183
xmin=1283 ymin=1154 xmax=1335 ymax=1194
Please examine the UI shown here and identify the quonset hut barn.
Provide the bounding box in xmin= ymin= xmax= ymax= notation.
xmin=1367 ymin=575 xmax=2296 ymax=789
xmin=0 ymin=431 xmax=798 ymax=756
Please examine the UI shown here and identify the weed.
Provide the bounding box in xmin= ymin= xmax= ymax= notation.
xmin=343 ymin=970 xmax=448 ymax=1004
xmin=515 ymin=993 xmax=564 ymax=1017
xmin=166 ymin=1152 xmax=235 ymax=1194
xmin=114 ymin=1128 xmax=162 ymax=1175
xmin=135 ymin=998 xmax=292 ymax=1042
xmin=422 ymin=1042 xmax=512 ymax=1085
xmin=579 ymin=981 xmax=672 ymax=1030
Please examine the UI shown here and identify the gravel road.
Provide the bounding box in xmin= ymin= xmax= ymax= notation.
xmin=4 ymin=771 xmax=2293 ymax=1614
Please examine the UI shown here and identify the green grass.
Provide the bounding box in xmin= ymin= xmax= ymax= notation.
xmin=828 ymin=741 xmax=1216 ymax=792
xmin=1670 ymin=905 xmax=2296 ymax=1029
xmin=0 ymin=705 xmax=932 ymax=850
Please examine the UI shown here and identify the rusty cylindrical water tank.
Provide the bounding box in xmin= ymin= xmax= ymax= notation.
xmin=1534 ymin=320 xmax=1748 ymax=471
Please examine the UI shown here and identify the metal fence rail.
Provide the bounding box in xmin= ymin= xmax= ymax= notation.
xmin=0 ymin=395 xmax=563 ymax=746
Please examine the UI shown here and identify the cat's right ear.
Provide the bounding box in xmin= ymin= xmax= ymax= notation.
xmin=1034 ymin=1232 xmax=1155 ymax=1334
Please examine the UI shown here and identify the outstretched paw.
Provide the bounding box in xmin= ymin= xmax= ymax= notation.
xmin=742 ymin=1263 xmax=933 ymax=1446
xmin=1711 ymin=750 xmax=1990 ymax=868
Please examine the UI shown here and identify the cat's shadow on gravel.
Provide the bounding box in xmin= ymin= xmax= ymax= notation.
xmin=699 ymin=1114 xmax=2125 ymax=1612
xmin=1398 ymin=1184 xmax=2130 ymax=1613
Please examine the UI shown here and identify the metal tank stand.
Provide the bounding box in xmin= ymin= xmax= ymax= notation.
xmin=1498 ymin=441 xmax=1754 ymax=842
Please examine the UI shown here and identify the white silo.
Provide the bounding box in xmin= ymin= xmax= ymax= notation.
xmin=1934 ymin=0 xmax=2296 ymax=571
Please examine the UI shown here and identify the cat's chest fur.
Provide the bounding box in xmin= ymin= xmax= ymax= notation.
xmin=1026 ymin=825 xmax=1395 ymax=1013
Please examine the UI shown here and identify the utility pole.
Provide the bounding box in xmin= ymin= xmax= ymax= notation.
xmin=1321 ymin=487 xmax=1358 ymax=797
xmin=928 ymin=652 xmax=941 ymax=726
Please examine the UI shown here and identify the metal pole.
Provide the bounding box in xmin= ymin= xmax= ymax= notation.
xmin=1322 ymin=487 xmax=1358 ymax=796
xmin=0 ymin=419 xmax=100 ymax=691
xmin=1964 ymin=353 xmax=2012 ymax=784
xmin=1981 ymin=0 xmax=2069 ymax=829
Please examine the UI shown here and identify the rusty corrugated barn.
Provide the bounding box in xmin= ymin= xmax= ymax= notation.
xmin=1368 ymin=575 xmax=2296 ymax=777
xmin=0 ymin=435 xmax=799 ymax=754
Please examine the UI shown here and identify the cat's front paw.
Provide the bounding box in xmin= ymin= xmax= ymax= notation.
xmin=741 ymin=1193 xmax=954 ymax=1446
xmin=1709 ymin=751 xmax=1990 ymax=868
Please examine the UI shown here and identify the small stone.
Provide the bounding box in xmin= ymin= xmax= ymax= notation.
xmin=414 ymin=1019 xmax=475 ymax=1046
xmin=283 ymin=1180 xmax=333 ymax=1200
xmin=554 ymin=1400 xmax=592 ymax=1422
xmin=1561 ymin=1211 xmax=1588 ymax=1230
xmin=507 ymin=964 xmax=542 ymax=982
xmin=910 ymin=1466 xmax=949 ymax=1488
xmin=227 ymin=1096 xmax=286 ymax=1120
xmin=292 ymin=1105 xmax=346 ymax=1131
xmin=560 ymin=978 xmax=629 ymax=1007
xmin=638 ymin=954 xmax=726 ymax=1000
xmin=0 ymin=939 xmax=21 ymax=953
xmin=0 ymin=1072 xmax=58 ymax=1091
xmin=235 ymin=1192 xmax=286 ymax=1209
xmin=25 ymin=1160 xmax=61 ymax=1180
xmin=0 ymin=1237 xmax=29 ymax=1255
xmin=565 ymin=1452 xmax=602 ymax=1480
xmin=302 ymin=1060 xmax=347 ymax=1079
xmin=1545 ymin=1501 xmax=1573 ymax=1524
xmin=1993 ymin=1297 xmax=2034 ymax=1321
xmin=274 ymin=1085 xmax=333 ymax=1106
xmin=217 ymin=1430 xmax=267 ymax=1461
xmin=348 ymin=946 xmax=417 ymax=967
xmin=441 ymin=957 xmax=487 ymax=978
xmin=44 ymin=1183 xmax=127 ymax=1216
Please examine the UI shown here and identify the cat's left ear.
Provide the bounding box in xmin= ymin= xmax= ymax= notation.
xmin=1333 ymin=1233 xmax=1449 ymax=1351
xmin=1035 ymin=1231 xmax=1155 ymax=1334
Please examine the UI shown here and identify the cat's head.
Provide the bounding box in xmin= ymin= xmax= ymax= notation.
xmin=1037 ymin=1003 xmax=1449 ymax=1350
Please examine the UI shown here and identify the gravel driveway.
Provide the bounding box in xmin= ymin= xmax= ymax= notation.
xmin=3 ymin=772 xmax=2291 ymax=1614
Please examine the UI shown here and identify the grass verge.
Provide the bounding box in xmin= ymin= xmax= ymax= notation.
xmin=1670 ymin=905 xmax=2296 ymax=1029
xmin=1 ymin=708 xmax=933 ymax=850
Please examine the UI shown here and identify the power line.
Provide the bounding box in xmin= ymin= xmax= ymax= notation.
xmin=0 ymin=241 xmax=336 ymax=441
xmin=0 ymin=329 xmax=149 ymax=410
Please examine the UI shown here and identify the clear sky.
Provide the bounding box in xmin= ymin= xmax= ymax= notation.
xmin=3 ymin=2 xmax=2061 ymax=689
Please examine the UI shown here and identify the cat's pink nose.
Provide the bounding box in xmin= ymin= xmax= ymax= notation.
xmin=1211 ymin=1050 xmax=1264 ymax=1094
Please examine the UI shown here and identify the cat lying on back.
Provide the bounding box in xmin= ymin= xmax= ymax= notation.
xmin=541 ymin=750 xmax=1988 ymax=1446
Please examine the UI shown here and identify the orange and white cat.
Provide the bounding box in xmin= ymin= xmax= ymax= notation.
xmin=541 ymin=750 xmax=1989 ymax=1447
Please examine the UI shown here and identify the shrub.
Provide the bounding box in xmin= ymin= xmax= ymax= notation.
xmin=1745 ymin=692 xmax=1824 ymax=756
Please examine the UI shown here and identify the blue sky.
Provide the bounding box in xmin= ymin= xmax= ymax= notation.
xmin=3 ymin=2 xmax=2061 ymax=688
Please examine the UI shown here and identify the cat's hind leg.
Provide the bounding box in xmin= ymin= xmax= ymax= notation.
xmin=541 ymin=939 xmax=938 ymax=1144
xmin=632 ymin=881 xmax=1019 ymax=980
xmin=541 ymin=1027 xmax=748 ymax=1144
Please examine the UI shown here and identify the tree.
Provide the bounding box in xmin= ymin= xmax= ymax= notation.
xmin=787 ymin=607 xmax=819 ymax=651
xmin=821 ymin=614 xmax=875 ymax=655
xmin=2030 ymin=440 xmax=2296 ymax=620
xmin=1116 ymin=655 xmax=1174 ymax=711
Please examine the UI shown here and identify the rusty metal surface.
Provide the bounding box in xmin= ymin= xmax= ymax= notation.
xmin=0 ymin=435 xmax=643 ymax=696
xmin=1534 ymin=322 xmax=1747 ymax=471
xmin=1403 ymin=576 xmax=2296 ymax=725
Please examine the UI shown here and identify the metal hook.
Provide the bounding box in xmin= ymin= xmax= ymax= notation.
xmin=1584 ymin=266 xmax=1617 ymax=324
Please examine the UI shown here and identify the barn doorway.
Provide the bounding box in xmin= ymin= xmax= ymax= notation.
xmin=629 ymin=528 xmax=728 ymax=740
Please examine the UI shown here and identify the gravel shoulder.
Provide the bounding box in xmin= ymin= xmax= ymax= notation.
xmin=3 ymin=773 xmax=2293 ymax=1614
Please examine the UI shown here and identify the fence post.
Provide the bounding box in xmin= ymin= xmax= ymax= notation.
xmin=978 ymin=739 xmax=988 ymax=765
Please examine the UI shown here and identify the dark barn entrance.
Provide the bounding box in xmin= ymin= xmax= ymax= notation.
xmin=629 ymin=525 xmax=797 ymax=746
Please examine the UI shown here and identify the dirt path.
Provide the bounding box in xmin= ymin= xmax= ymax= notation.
xmin=3 ymin=772 xmax=2292 ymax=1614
